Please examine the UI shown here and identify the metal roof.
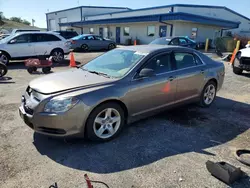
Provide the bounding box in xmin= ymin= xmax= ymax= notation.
xmin=60 ymin=12 xmax=240 ymax=29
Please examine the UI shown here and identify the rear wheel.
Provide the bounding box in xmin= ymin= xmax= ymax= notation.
xmin=81 ymin=44 xmax=89 ymax=51
xmin=27 ymin=67 xmax=36 ymax=74
xmin=86 ymin=102 xmax=125 ymax=141
xmin=0 ymin=52 xmax=10 ymax=65
xmin=233 ymin=59 xmax=243 ymax=75
xmin=0 ymin=62 xmax=7 ymax=77
xmin=200 ymin=81 xmax=217 ymax=107
xmin=108 ymin=43 xmax=116 ymax=50
xmin=51 ymin=49 xmax=64 ymax=63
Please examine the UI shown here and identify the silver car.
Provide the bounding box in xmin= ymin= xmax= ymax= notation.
xmin=70 ymin=34 xmax=116 ymax=51
xmin=19 ymin=45 xmax=225 ymax=141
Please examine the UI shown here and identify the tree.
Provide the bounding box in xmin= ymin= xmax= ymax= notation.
xmin=10 ymin=17 xmax=22 ymax=23
xmin=22 ymin=19 xmax=31 ymax=26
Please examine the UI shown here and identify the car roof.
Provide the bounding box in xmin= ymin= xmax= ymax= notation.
xmin=14 ymin=31 xmax=60 ymax=36
xmin=119 ymin=45 xmax=193 ymax=53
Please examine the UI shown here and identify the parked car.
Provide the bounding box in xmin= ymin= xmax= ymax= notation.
xmin=53 ymin=30 xmax=78 ymax=39
xmin=0 ymin=34 xmax=10 ymax=40
xmin=0 ymin=31 xmax=70 ymax=65
xmin=232 ymin=44 xmax=250 ymax=75
xmin=19 ymin=45 xmax=225 ymax=141
xmin=150 ymin=36 xmax=197 ymax=49
xmin=70 ymin=34 xmax=116 ymax=51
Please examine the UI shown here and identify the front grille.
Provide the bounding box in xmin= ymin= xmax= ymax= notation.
xmin=241 ymin=57 xmax=250 ymax=66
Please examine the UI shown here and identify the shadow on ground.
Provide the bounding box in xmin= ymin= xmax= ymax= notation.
xmin=6 ymin=60 xmax=81 ymax=70
xmin=0 ymin=76 xmax=15 ymax=84
xmin=33 ymin=97 xmax=250 ymax=176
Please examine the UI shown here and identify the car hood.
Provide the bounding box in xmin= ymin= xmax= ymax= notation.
xmin=240 ymin=47 xmax=250 ymax=57
xmin=29 ymin=69 xmax=115 ymax=94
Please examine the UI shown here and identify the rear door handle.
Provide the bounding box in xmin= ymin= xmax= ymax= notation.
xmin=169 ymin=76 xmax=176 ymax=81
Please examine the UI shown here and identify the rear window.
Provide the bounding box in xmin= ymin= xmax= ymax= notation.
xmin=59 ymin=31 xmax=78 ymax=39
xmin=150 ymin=38 xmax=171 ymax=45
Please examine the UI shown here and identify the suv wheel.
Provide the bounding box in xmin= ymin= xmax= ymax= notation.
xmin=233 ymin=59 xmax=243 ymax=75
xmin=200 ymin=81 xmax=217 ymax=107
xmin=0 ymin=52 xmax=10 ymax=65
xmin=51 ymin=49 xmax=64 ymax=63
xmin=86 ymin=102 xmax=125 ymax=141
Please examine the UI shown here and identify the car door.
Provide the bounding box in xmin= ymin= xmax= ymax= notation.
xmin=5 ymin=34 xmax=35 ymax=58
xmin=127 ymin=52 xmax=177 ymax=116
xmin=33 ymin=33 xmax=61 ymax=56
xmin=93 ymin=35 xmax=106 ymax=49
xmin=173 ymin=51 xmax=206 ymax=102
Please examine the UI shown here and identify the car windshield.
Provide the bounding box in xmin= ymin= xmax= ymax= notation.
xmin=82 ymin=49 xmax=147 ymax=78
xmin=150 ymin=38 xmax=171 ymax=45
xmin=0 ymin=34 xmax=13 ymax=43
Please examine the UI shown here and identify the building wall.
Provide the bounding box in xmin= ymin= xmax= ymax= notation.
xmin=81 ymin=22 xmax=172 ymax=44
xmin=175 ymin=6 xmax=250 ymax=36
xmin=173 ymin=21 xmax=222 ymax=42
xmin=85 ymin=7 xmax=172 ymax=21
xmin=47 ymin=7 xmax=129 ymax=31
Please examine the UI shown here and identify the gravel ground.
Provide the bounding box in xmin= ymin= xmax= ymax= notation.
xmin=0 ymin=52 xmax=250 ymax=188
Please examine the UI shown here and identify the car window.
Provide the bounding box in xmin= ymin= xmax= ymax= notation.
xmin=94 ymin=36 xmax=103 ymax=40
xmin=10 ymin=34 xmax=32 ymax=44
xmin=143 ymin=53 xmax=172 ymax=74
xmin=35 ymin=34 xmax=61 ymax=42
xmin=86 ymin=36 xmax=95 ymax=40
xmin=194 ymin=54 xmax=203 ymax=65
xmin=174 ymin=53 xmax=196 ymax=69
xmin=170 ymin=38 xmax=179 ymax=45
xmin=179 ymin=38 xmax=188 ymax=45
xmin=150 ymin=38 xmax=171 ymax=45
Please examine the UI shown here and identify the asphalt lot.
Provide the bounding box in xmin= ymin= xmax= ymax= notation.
xmin=0 ymin=51 xmax=250 ymax=188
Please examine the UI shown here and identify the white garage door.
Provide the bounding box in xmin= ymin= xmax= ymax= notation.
xmin=49 ymin=19 xmax=56 ymax=31
xmin=59 ymin=17 xmax=68 ymax=31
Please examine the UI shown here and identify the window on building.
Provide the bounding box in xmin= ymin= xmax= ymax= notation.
xmin=90 ymin=28 xmax=94 ymax=34
xmin=147 ymin=26 xmax=155 ymax=37
xmin=124 ymin=27 xmax=130 ymax=36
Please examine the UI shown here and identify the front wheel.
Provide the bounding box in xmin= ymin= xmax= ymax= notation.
xmin=86 ymin=103 xmax=125 ymax=141
xmin=108 ymin=43 xmax=116 ymax=50
xmin=200 ymin=81 xmax=217 ymax=107
xmin=81 ymin=44 xmax=89 ymax=52
xmin=233 ymin=59 xmax=243 ymax=75
xmin=0 ymin=52 xmax=10 ymax=65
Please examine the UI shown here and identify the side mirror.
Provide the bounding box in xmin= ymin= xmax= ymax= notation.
xmin=9 ymin=39 xmax=16 ymax=44
xmin=245 ymin=44 xmax=250 ymax=48
xmin=139 ymin=68 xmax=155 ymax=78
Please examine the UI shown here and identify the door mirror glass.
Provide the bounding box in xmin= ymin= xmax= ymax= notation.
xmin=9 ymin=39 xmax=16 ymax=44
xmin=139 ymin=68 xmax=155 ymax=78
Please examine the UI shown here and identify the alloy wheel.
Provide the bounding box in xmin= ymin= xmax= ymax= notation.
xmin=0 ymin=54 xmax=8 ymax=65
xmin=203 ymin=84 xmax=216 ymax=105
xmin=52 ymin=51 xmax=63 ymax=62
xmin=93 ymin=108 xmax=121 ymax=139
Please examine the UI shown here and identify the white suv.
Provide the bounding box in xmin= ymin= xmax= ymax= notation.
xmin=0 ymin=32 xmax=70 ymax=64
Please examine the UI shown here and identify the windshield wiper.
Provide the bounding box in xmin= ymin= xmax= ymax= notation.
xmin=88 ymin=70 xmax=112 ymax=78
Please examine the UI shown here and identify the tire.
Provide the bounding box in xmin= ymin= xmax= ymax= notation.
xmin=27 ymin=67 xmax=36 ymax=74
xmin=42 ymin=67 xmax=51 ymax=74
xmin=0 ymin=52 xmax=10 ymax=65
xmin=233 ymin=59 xmax=243 ymax=75
xmin=108 ymin=43 xmax=116 ymax=50
xmin=86 ymin=102 xmax=125 ymax=141
xmin=51 ymin=49 xmax=64 ymax=63
xmin=200 ymin=81 xmax=217 ymax=107
xmin=0 ymin=62 xmax=7 ymax=77
xmin=81 ymin=44 xmax=89 ymax=52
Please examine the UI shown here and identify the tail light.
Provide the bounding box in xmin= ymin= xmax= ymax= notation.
xmin=71 ymin=40 xmax=76 ymax=44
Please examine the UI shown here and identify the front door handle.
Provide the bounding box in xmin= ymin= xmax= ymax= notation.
xmin=201 ymin=70 xmax=205 ymax=74
xmin=169 ymin=76 xmax=176 ymax=81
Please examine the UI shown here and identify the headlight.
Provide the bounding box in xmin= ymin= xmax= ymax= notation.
xmin=44 ymin=96 xmax=79 ymax=113
xmin=236 ymin=52 xmax=241 ymax=59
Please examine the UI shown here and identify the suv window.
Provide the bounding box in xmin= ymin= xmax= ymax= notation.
xmin=143 ymin=53 xmax=172 ymax=74
xmin=34 ymin=34 xmax=61 ymax=42
xmin=194 ymin=54 xmax=203 ymax=65
xmin=10 ymin=34 xmax=32 ymax=44
xmin=174 ymin=53 xmax=196 ymax=69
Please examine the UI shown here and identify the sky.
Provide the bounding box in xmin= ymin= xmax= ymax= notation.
xmin=0 ymin=0 xmax=249 ymax=28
